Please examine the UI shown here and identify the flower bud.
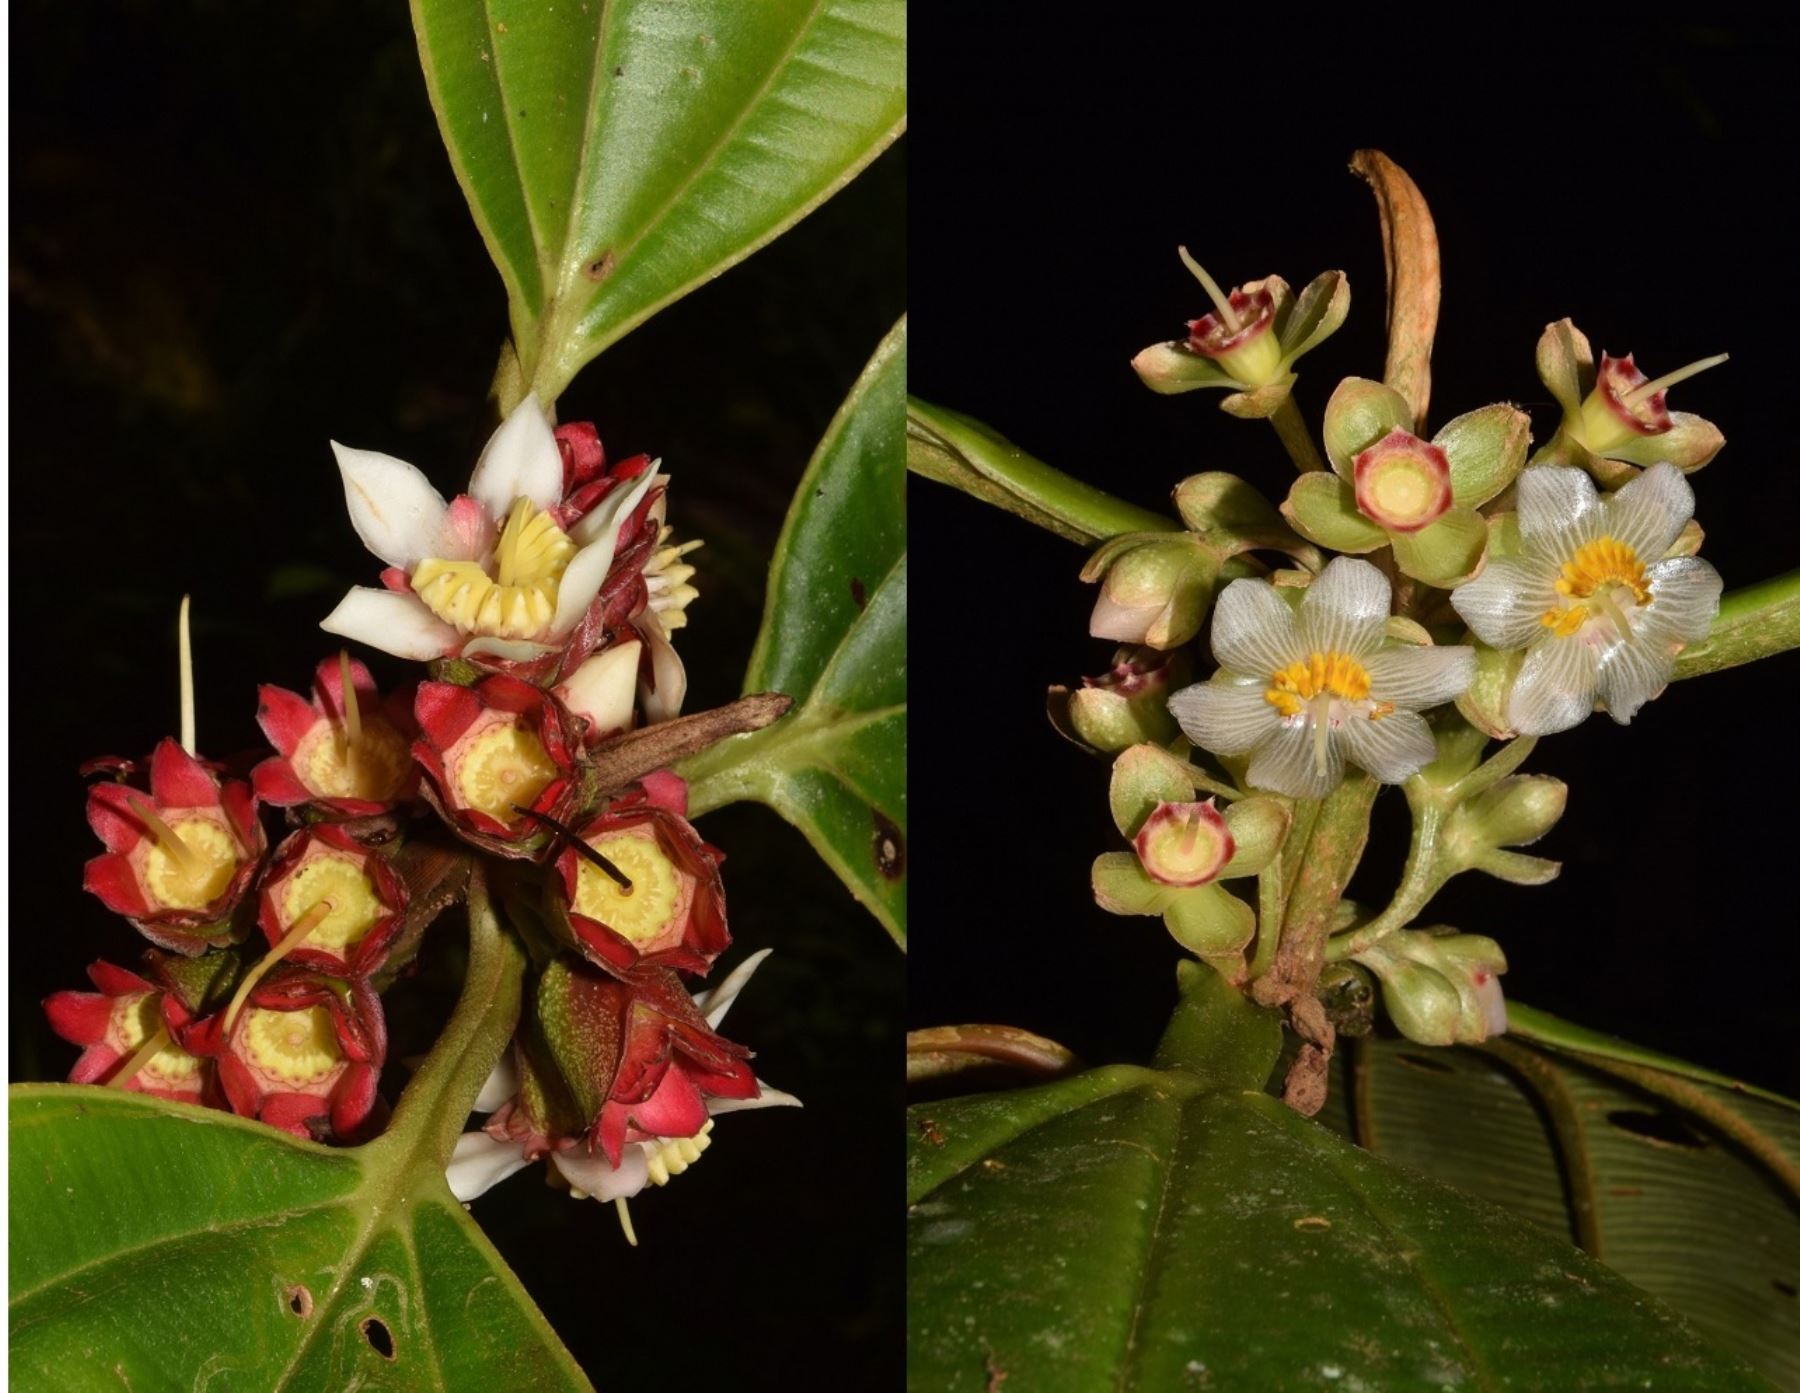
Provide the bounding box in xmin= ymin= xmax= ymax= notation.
xmin=1083 ymin=534 xmax=1221 ymax=650
xmin=1453 ymin=774 xmax=1567 ymax=850
xmin=1358 ymin=930 xmax=1507 ymax=1046
xmin=1062 ymin=648 xmax=1187 ymax=751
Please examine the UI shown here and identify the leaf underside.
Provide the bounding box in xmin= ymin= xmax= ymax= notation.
xmin=9 ymin=1086 xmax=591 ymax=1393
xmin=682 ymin=319 xmax=907 ymax=946
xmin=907 ymin=1067 xmax=1770 ymax=1392
xmin=1315 ymin=1014 xmax=1800 ymax=1388
xmin=411 ymin=0 xmax=907 ymax=405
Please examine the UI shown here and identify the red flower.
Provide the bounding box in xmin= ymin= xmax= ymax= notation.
xmin=213 ymin=966 xmax=385 ymax=1141
xmin=253 ymin=655 xmax=418 ymax=816
xmin=44 ymin=961 xmax=216 ymax=1106
xmin=256 ymin=826 xmax=409 ymax=978
xmin=551 ymin=773 xmax=728 ymax=976
xmin=412 ymin=674 xmax=581 ymax=852
xmin=83 ymin=739 xmax=266 ymax=955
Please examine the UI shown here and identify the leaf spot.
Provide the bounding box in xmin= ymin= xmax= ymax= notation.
xmin=850 ymin=577 xmax=867 ymax=610
xmin=873 ymin=811 xmax=905 ymax=880
xmin=917 ymin=1116 xmax=945 ymax=1147
xmin=1605 ymin=1108 xmax=1709 ymax=1151
xmin=360 ymin=1316 xmax=396 ymax=1361
xmin=285 ymin=1284 xmax=313 ymax=1318
xmin=583 ymin=250 xmax=617 ymax=283
xmin=1293 ymin=1215 xmax=1332 ymax=1232
xmin=1774 ymin=1279 xmax=1798 ymax=1299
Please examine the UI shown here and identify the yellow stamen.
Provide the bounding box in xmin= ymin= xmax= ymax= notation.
xmin=178 ymin=595 xmax=196 ymax=757
xmin=411 ymin=497 xmax=575 ymax=639
xmin=105 ymin=1024 xmax=171 ymax=1091
xmin=1177 ymin=246 xmax=1240 ymax=332
xmin=1541 ymin=535 xmax=1651 ymax=636
xmin=221 ymin=899 xmax=336 ymax=1033
xmin=573 ymin=830 xmax=683 ymax=945
xmin=1264 ymin=651 xmax=1372 ymax=717
xmin=644 ymin=1120 xmax=714 ymax=1186
xmin=453 ymin=722 xmax=559 ymax=824
xmin=615 ymin=1197 xmax=639 ymax=1247
xmin=337 ymin=649 xmax=362 ymax=746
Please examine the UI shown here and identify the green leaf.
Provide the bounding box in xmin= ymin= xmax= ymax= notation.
xmin=411 ymin=0 xmax=906 ymax=408
xmin=1318 ymin=1006 xmax=1800 ymax=1388
xmin=9 ymin=879 xmax=580 ymax=1392
xmin=679 ymin=320 xmax=906 ymax=946
xmin=909 ymin=1067 xmax=1764 ymax=1390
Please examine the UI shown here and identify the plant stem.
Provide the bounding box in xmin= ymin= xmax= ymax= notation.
xmin=1267 ymin=774 xmax=1377 ymax=993
xmin=1327 ymin=795 xmax=1445 ymax=961
xmin=379 ymin=864 xmax=525 ymax=1170
xmin=1268 ymin=395 xmax=1326 ymax=473
xmin=908 ymin=396 xmax=1181 ymax=544
xmin=1252 ymin=797 xmax=1317 ymax=980
xmin=1672 ymin=570 xmax=1800 ymax=679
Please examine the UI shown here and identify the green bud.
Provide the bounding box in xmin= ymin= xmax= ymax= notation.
xmin=1060 ymin=648 xmax=1187 ymax=752
xmin=1083 ymin=533 xmax=1221 ymax=650
xmin=1453 ymin=774 xmax=1567 ymax=849
xmin=1359 ymin=929 xmax=1507 ymax=1046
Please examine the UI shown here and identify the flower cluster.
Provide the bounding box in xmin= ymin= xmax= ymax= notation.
xmin=1086 ymin=267 xmax=1730 ymax=1062
xmin=50 ymin=398 xmax=784 ymax=1232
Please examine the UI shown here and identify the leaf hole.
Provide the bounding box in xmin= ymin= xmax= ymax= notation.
xmin=1394 ymin=1052 xmax=1455 ymax=1075
xmin=361 ymin=1317 xmax=396 ymax=1361
xmin=285 ymin=1285 xmax=313 ymax=1318
xmin=1774 ymin=1280 xmax=1798 ymax=1300
xmin=872 ymin=810 xmax=906 ymax=880
xmin=1604 ymin=1109 xmax=1709 ymax=1151
xmin=1293 ymin=1215 xmax=1332 ymax=1232
xmin=583 ymin=250 xmax=616 ymax=283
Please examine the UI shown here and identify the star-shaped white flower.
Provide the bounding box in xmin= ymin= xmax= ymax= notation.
xmin=322 ymin=394 xmax=660 ymax=663
xmin=1450 ymin=462 xmax=1721 ymax=735
xmin=446 ymin=949 xmax=799 ymax=1209
xmin=1170 ymin=557 xmax=1473 ymax=798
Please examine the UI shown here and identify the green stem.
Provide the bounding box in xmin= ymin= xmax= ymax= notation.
xmin=1672 ymin=570 xmax=1800 ymax=679
xmin=1268 ymin=394 xmax=1326 ymax=473
xmin=908 ymin=396 xmax=1181 ymax=544
xmin=377 ymin=865 xmax=525 ymax=1170
xmin=1252 ymin=797 xmax=1317 ymax=979
xmin=1270 ymin=774 xmax=1377 ymax=991
xmin=1327 ymin=794 xmax=1445 ymax=962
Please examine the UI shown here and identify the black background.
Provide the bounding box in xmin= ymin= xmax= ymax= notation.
xmin=908 ymin=15 xmax=1800 ymax=1094
xmin=12 ymin=3 xmax=902 ymax=1387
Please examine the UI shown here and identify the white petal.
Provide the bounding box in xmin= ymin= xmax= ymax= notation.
xmin=1644 ymin=556 xmax=1723 ymax=645
xmin=461 ymin=637 xmax=559 ymax=662
xmin=553 ymin=1143 xmax=649 ymax=1203
xmin=556 ymin=641 xmax=642 ymax=735
xmin=446 ymin=1132 xmax=533 ymax=1203
xmin=697 ymin=947 xmax=773 ymax=1028
xmin=1516 ymin=465 xmax=1599 ymax=560
xmin=551 ymin=467 xmax=665 ymax=637
xmin=1246 ymin=719 xmax=1344 ymax=799
xmin=1507 ymin=637 xmax=1600 ymax=736
xmin=1595 ymin=635 xmax=1675 ymax=725
xmin=1473 ymin=975 xmax=1508 ymax=1039
xmin=571 ymin=461 xmax=663 ymax=547
xmin=1340 ymin=710 xmax=1436 ymax=784
xmin=710 ymin=1078 xmax=803 ymax=1115
xmin=1168 ymin=681 xmax=1280 ymax=757
xmin=1363 ymin=644 xmax=1476 ymax=711
xmin=1298 ymin=557 xmax=1391 ymax=659
xmin=1604 ymin=461 xmax=1694 ymax=560
xmin=332 ymin=443 xmax=450 ymax=569
xmin=1209 ymin=577 xmax=1301 ymax=676
xmin=472 ymin=1051 xmax=519 ymax=1114
xmin=1450 ymin=558 xmax=1558 ymax=650
xmin=469 ymin=393 xmax=564 ymax=517
xmin=638 ymin=609 xmax=688 ymax=723
xmin=320 ymin=587 xmax=461 ymax=660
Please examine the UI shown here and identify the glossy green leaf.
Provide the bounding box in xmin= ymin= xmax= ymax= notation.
xmin=1318 ymin=1004 xmax=1800 ymax=1388
xmin=411 ymin=0 xmax=906 ymax=408
xmin=679 ymin=320 xmax=906 ymax=945
xmin=909 ymin=971 xmax=1766 ymax=1390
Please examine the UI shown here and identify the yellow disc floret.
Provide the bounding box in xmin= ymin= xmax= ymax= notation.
xmin=574 ymin=830 xmax=683 ymax=945
xmin=242 ymin=1005 xmax=342 ymax=1086
xmin=143 ymin=817 xmax=240 ymax=910
xmin=453 ymin=721 xmax=558 ymax=823
xmin=295 ymin=720 xmax=410 ymax=802
xmin=1541 ymin=536 xmax=1652 ymax=637
xmin=280 ymin=852 xmax=384 ymax=952
xmin=1264 ymin=651 xmax=1373 ymax=719
xmin=109 ymin=993 xmax=203 ymax=1082
xmin=411 ymin=497 xmax=576 ymax=638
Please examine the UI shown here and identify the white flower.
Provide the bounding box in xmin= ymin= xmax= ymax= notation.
xmin=1169 ymin=557 xmax=1473 ymax=799
xmin=1450 ymin=462 xmax=1721 ymax=735
xmin=446 ymin=949 xmax=799 ymax=1207
xmin=322 ymin=394 xmax=661 ymax=663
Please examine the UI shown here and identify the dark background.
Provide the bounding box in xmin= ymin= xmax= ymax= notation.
xmin=12 ymin=2 xmax=903 ymax=1386
xmin=908 ymin=16 xmax=1800 ymax=1094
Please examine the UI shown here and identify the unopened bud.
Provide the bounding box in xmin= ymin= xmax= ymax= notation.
xmin=1065 ymin=649 xmax=1187 ymax=751
xmin=1358 ymin=930 xmax=1507 ymax=1046
xmin=1085 ymin=535 xmax=1220 ymax=650
xmin=1453 ymin=774 xmax=1567 ymax=850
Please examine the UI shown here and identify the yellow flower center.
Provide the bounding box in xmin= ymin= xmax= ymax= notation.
xmin=1540 ymin=536 xmax=1652 ymax=638
xmin=279 ymin=851 xmax=385 ymax=952
xmin=143 ymin=816 xmax=240 ymax=910
xmin=574 ymin=829 xmax=684 ymax=945
xmin=1264 ymin=651 xmax=1375 ymax=719
xmin=411 ymin=497 xmax=576 ymax=639
xmin=242 ymin=1005 xmax=342 ymax=1086
xmin=452 ymin=720 xmax=558 ymax=823
xmin=295 ymin=719 xmax=411 ymax=802
xmin=109 ymin=993 xmax=202 ymax=1082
